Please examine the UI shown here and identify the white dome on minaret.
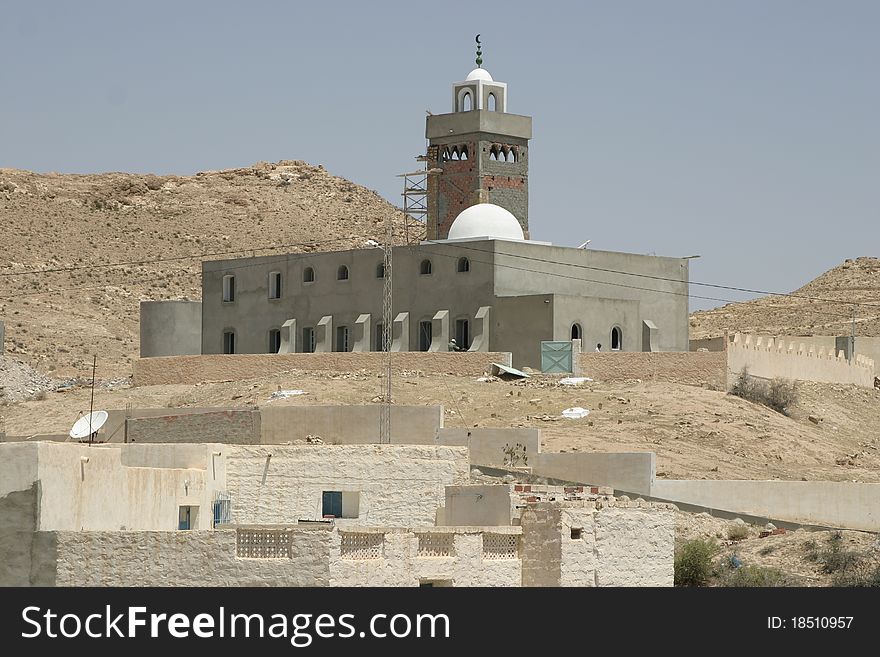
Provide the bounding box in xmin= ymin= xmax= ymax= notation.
xmin=466 ymin=67 xmax=493 ymax=82
xmin=447 ymin=203 xmax=525 ymax=241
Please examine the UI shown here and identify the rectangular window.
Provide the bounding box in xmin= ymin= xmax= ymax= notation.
xmin=222 ymin=275 xmax=235 ymax=302
xmin=418 ymin=320 xmax=433 ymax=352
xmin=223 ymin=331 xmax=236 ymax=354
xmin=302 ymin=327 xmax=315 ymax=353
xmin=322 ymin=491 xmax=359 ymax=518
xmin=455 ymin=319 xmax=470 ymax=350
xmin=268 ymin=272 xmax=282 ymax=299
xmin=268 ymin=329 xmax=281 ymax=353
xmin=374 ymin=323 xmax=385 ymax=352
xmin=335 ymin=325 xmax=349 ymax=352
xmin=178 ymin=505 xmax=198 ymax=530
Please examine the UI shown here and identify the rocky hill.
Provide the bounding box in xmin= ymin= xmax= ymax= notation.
xmin=0 ymin=161 xmax=416 ymax=378
xmin=690 ymin=257 xmax=880 ymax=339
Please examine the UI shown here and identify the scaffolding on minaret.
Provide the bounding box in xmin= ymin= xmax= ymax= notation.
xmin=399 ymin=163 xmax=428 ymax=245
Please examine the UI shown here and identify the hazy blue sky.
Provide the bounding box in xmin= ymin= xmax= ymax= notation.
xmin=1 ymin=1 xmax=877 ymax=311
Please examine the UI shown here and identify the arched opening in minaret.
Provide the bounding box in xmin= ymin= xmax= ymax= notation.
xmin=462 ymin=91 xmax=472 ymax=111
xmin=488 ymin=93 xmax=496 ymax=111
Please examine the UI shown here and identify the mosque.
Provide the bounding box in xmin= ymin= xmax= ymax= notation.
xmin=194 ymin=45 xmax=691 ymax=369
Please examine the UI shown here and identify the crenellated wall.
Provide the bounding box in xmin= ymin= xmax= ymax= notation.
xmin=727 ymin=333 xmax=875 ymax=388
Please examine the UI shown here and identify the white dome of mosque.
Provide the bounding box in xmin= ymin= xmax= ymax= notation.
xmin=465 ymin=67 xmax=493 ymax=82
xmin=447 ymin=203 xmax=524 ymax=241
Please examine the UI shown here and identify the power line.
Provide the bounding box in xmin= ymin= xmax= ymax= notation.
xmin=2 ymin=233 xmax=878 ymax=324
xmin=420 ymin=240 xmax=880 ymax=310
xmin=0 ymin=236 xmax=360 ymax=278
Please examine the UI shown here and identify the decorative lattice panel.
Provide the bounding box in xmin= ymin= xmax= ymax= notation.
xmin=417 ymin=533 xmax=454 ymax=557
xmin=340 ymin=533 xmax=384 ymax=560
xmin=236 ymin=529 xmax=291 ymax=559
xmin=482 ymin=533 xmax=519 ymax=560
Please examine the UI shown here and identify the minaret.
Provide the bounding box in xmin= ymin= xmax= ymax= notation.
xmin=425 ymin=36 xmax=532 ymax=240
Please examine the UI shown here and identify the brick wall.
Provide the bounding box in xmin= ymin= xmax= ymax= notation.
xmin=126 ymin=410 xmax=260 ymax=444
xmin=575 ymin=351 xmax=728 ymax=389
xmin=133 ymin=351 xmax=512 ymax=386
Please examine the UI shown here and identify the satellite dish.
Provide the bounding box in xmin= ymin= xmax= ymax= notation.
xmin=69 ymin=410 xmax=108 ymax=441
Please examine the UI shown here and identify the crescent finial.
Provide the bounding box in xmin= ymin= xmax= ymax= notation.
xmin=475 ymin=34 xmax=483 ymax=68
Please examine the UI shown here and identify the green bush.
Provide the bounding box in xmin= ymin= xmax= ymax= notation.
xmin=674 ymin=539 xmax=718 ymax=587
xmin=721 ymin=565 xmax=789 ymax=588
xmin=831 ymin=564 xmax=880 ymax=587
xmin=727 ymin=523 xmax=750 ymax=541
xmin=729 ymin=367 xmax=798 ymax=415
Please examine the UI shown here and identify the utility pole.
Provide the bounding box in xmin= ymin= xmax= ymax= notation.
xmin=850 ymin=307 xmax=856 ymax=363
xmin=378 ymin=210 xmax=393 ymax=444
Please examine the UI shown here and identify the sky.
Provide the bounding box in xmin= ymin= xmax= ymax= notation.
xmin=1 ymin=1 xmax=877 ymax=311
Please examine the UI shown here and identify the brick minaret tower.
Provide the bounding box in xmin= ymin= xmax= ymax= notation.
xmin=426 ymin=37 xmax=532 ymax=240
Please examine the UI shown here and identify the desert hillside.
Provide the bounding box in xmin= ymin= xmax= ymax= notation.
xmin=0 ymin=161 xmax=416 ymax=377
xmin=690 ymin=257 xmax=880 ymax=339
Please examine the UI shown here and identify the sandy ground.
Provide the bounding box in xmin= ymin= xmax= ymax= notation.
xmin=3 ymin=370 xmax=879 ymax=483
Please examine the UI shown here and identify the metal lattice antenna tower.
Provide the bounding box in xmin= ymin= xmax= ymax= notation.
xmin=378 ymin=209 xmax=393 ymax=444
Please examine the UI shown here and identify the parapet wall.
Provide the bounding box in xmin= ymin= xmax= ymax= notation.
xmin=727 ymin=333 xmax=875 ymax=388
xmin=133 ymin=352 xmax=513 ymax=386
xmin=574 ymin=351 xmax=727 ymax=389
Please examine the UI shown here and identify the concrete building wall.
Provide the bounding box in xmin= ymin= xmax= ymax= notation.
xmin=438 ymin=427 xmax=541 ymax=469
xmin=329 ymin=527 xmax=522 ymax=587
xmin=261 ymin=405 xmax=443 ymax=445
xmin=224 ymin=445 xmax=469 ymax=528
xmin=133 ymin=351 xmax=512 ymax=386
xmin=491 ymin=294 xmax=554 ymax=369
xmin=201 ymin=243 xmax=497 ymax=356
xmin=552 ymin=295 xmax=641 ymax=357
xmin=0 ymin=442 xmax=225 ymax=532
xmin=592 ymin=504 xmax=674 ymax=586
xmin=126 ymin=410 xmax=260 ymax=444
xmin=532 ymin=452 xmax=656 ymax=495
xmin=523 ymin=501 xmax=674 ymax=587
xmin=575 ymin=351 xmax=728 ymax=389
xmin=443 ymin=485 xmax=514 ymax=526
xmin=492 ymin=242 xmax=689 ymax=352
xmin=727 ymin=333 xmax=874 ymax=388
xmin=50 ymin=528 xmax=332 ymax=587
xmin=652 ymin=480 xmax=880 ymax=531
xmin=140 ymin=300 xmax=202 ymax=357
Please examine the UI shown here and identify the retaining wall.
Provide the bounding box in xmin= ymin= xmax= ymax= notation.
xmin=574 ymin=351 xmax=727 ymax=388
xmin=438 ymin=427 xmax=542 ymax=468
xmin=532 ymin=452 xmax=656 ymax=495
xmin=133 ymin=352 xmax=513 ymax=386
xmin=651 ymin=480 xmax=880 ymax=531
xmin=126 ymin=410 xmax=261 ymax=444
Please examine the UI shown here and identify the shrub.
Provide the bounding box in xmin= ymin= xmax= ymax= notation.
xmin=729 ymin=367 xmax=798 ymax=415
xmin=674 ymin=539 xmax=718 ymax=587
xmin=727 ymin=523 xmax=750 ymax=541
xmin=819 ymin=532 xmax=860 ymax=575
xmin=831 ymin=564 xmax=880 ymax=587
xmin=721 ymin=564 xmax=789 ymax=587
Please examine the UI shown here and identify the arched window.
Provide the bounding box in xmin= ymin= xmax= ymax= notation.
xmin=303 ymin=267 xmax=315 ymax=283
xmin=488 ymin=93 xmax=496 ymax=111
xmin=457 ymin=257 xmax=470 ymax=273
xmin=507 ymin=147 xmax=518 ymax=163
xmin=571 ymin=323 xmax=582 ymax=340
xmin=337 ymin=265 xmax=349 ymax=281
xmin=489 ymin=150 xmax=498 ymax=161
xmin=376 ymin=262 xmax=385 ymax=278
xmin=222 ymin=275 xmax=235 ymax=302
xmin=460 ymin=145 xmax=468 ymax=160
xmin=420 ymin=259 xmax=432 ymax=275
xmin=462 ymin=91 xmax=472 ymax=111
xmin=611 ymin=326 xmax=622 ymax=351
